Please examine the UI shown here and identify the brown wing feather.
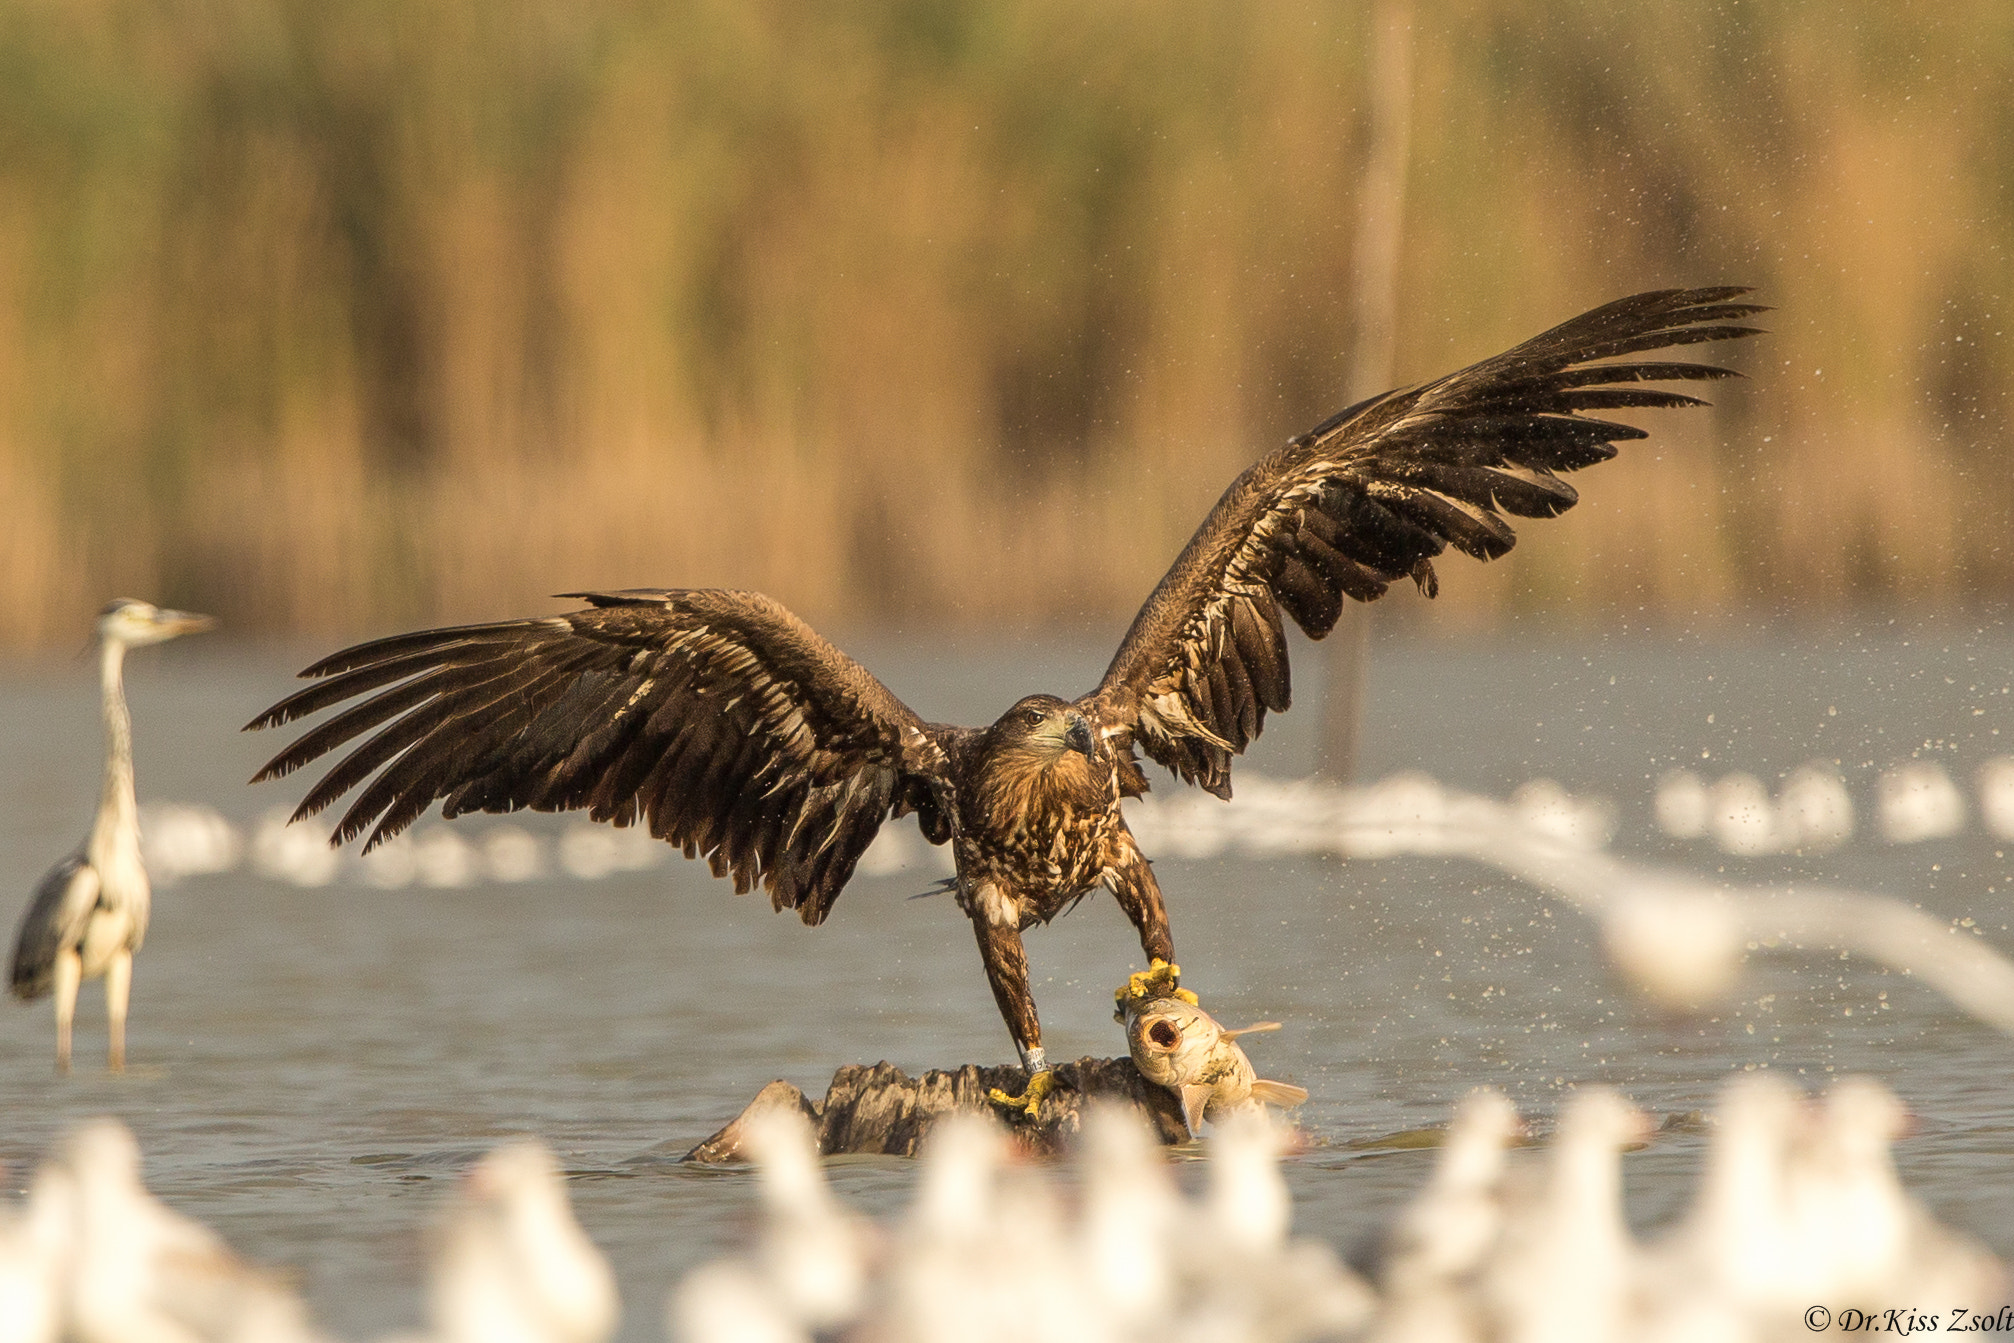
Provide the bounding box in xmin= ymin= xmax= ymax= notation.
xmin=1092 ymin=287 xmax=1766 ymax=796
xmin=246 ymin=589 xmax=951 ymax=923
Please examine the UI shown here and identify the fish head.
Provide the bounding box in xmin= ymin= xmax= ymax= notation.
xmin=1125 ymin=996 xmax=1225 ymax=1089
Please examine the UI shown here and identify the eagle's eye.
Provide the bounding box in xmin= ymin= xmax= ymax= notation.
xmin=1021 ymin=707 xmax=1045 ymax=728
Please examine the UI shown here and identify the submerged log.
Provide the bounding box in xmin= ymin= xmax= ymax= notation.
xmin=683 ymin=1056 xmax=1189 ymax=1162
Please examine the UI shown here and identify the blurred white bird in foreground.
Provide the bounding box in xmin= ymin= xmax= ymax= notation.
xmin=424 ymin=1140 xmax=619 ymax=1343
xmin=742 ymin=1109 xmax=876 ymax=1332
xmin=4 ymin=1082 xmax=2000 ymax=1343
xmin=0 ymin=1160 xmax=68 ymax=1343
xmin=9 ymin=599 xmax=214 ymax=1072
xmin=1379 ymin=1088 xmax=1521 ymax=1298
xmin=1482 ymin=1088 xmax=1647 ymax=1343
xmin=672 ymin=1105 xmax=1374 ymax=1343
xmin=672 ymin=1078 xmax=2002 ymax=1343
xmin=1366 ymin=1089 xmax=1521 ymax=1343
xmin=52 ymin=1117 xmax=324 ymax=1343
xmin=1638 ymin=1072 xmax=1807 ymax=1338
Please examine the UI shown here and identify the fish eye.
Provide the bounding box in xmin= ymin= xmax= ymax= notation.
xmin=1022 ymin=707 xmax=1044 ymax=727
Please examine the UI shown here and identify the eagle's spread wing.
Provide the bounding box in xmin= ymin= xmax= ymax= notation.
xmin=247 ymin=589 xmax=949 ymax=923
xmin=1093 ymin=287 xmax=1766 ymax=796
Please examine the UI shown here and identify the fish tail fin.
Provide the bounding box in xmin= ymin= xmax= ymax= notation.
xmin=1250 ymin=1080 xmax=1309 ymax=1108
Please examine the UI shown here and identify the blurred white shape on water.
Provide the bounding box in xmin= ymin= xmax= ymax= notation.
xmin=1653 ymin=769 xmax=1710 ymax=839
xmin=1600 ymin=886 xmax=1747 ymax=1009
xmin=1374 ymin=1087 xmax=1521 ymax=1343
xmin=1128 ymin=771 xmax=1615 ymax=865
xmin=0 ymin=1162 xmax=66 ymax=1343
xmin=426 ymin=1140 xmax=619 ymax=1343
xmin=1482 ymin=1087 xmax=1647 ymax=1343
xmin=1126 ymin=787 xmax=1232 ymax=859
xmin=1706 ymin=772 xmax=1776 ymax=856
xmin=49 ymin=1118 xmax=325 ymax=1343
xmin=1638 ymin=1072 xmax=1806 ymax=1334
xmin=1776 ymin=762 xmax=1854 ymax=851
xmin=877 ymin=1115 xmax=1012 ymax=1343
xmin=3 ymin=1086 xmax=1998 ymax=1343
xmin=1788 ymin=1078 xmax=2004 ymax=1306
xmin=1877 ymin=761 xmax=1965 ymax=843
xmin=1335 ymin=773 xmax=2014 ymax=1030
xmin=741 ymin=1110 xmax=874 ymax=1333
xmin=674 ymin=1105 xmax=1372 ymax=1343
xmin=1319 ymin=771 xmax=1454 ymax=859
xmin=558 ymin=823 xmax=664 ymax=880
xmin=1660 ymin=766 xmax=1854 ymax=855
xmin=1204 ymin=1107 xmax=1293 ymax=1254
xmin=856 ymin=823 xmax=918 ymax=877
xmin=1976 ymin=756 xmax=2014 ymax=840
xmin=670 ymin=1077 xmax=1998 ymax=1343
xmin=138 ymin=802 xmax=242 ymax=885
xmin=668 ymin=1262 xmax=801 ymax=1343
xmin=357 ymin=833 xmax=417 ymax=889
xmin=849 ymin=821 xmax=954 ymax=879
xmin=1510 ymin=778 xmax=1614 ymax=849
xmin=1076 ymin=1106 xmax=1182 ymax=1329
xmin=1226 ymin=775 xmax=1352 ymax=855
xmin=483 ymin=826 xmax=547 ymax=883
xmin=412 ymin=826 xmax=480 ymax=888
xmin=249 ymin=806 xmax=341 ymax=887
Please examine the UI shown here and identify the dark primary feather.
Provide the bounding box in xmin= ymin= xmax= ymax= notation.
xmin=1093 ymin=286 xmax=1765 ymax=796
xmin=246 ymin=590 xmax=950 ymax=923
xmin=10 ymin=854 xmax=96 ymax=1000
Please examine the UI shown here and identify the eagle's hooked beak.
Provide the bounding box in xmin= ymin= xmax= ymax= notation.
xmin=1063 ymin=712 xmax=1094 ymax=758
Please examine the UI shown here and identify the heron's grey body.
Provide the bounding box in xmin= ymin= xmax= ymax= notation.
xmin=9 ymin=599 xmax=213 ymax=1071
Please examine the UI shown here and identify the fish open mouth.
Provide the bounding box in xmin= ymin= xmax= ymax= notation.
xmin=1147 ymin=1019 xmax=1180 ymax=1049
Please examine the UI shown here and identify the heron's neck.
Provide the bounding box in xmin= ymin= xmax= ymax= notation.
xmin=89 ymin=638 xmax=138 ymax=867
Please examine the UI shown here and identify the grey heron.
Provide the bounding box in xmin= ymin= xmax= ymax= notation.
xmin=9 ymin=598 xmax=214 ymax=1072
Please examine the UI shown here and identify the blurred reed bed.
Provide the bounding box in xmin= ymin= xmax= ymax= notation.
xmin=0 ymin=0 xmax=2009 ymax=649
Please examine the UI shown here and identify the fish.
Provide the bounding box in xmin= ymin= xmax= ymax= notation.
xmin=1122 ymin=995 xmax=1309 ymax=1138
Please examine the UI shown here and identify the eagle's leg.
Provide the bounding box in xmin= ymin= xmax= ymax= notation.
xmin=969 ymin=903 xmax=1056 ymax=1118
xmin=1107 ymin=843 xmax=1197 ymax=1013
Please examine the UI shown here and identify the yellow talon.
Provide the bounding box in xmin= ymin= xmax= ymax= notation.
xmin=987 ymin=1069 xmax=1058 ymax=1120
xmin=1114 ymin=958 xmax=1191 ymax=1017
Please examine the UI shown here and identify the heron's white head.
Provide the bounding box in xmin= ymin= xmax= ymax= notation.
xmin=97 ymin=598 xmax=216 ymax=649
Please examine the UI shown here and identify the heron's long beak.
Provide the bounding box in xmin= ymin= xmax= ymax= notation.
xmin=156 ymin=609 xmax=218 ymax=637
xmin=1063 ymin=712 xmax=1094 ymax=758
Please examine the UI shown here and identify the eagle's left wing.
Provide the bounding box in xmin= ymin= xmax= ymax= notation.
xmin=247 ymin=589 xmax=951 ymax=923
xmin=1091 ymin=287 xmax=1765 ymax=796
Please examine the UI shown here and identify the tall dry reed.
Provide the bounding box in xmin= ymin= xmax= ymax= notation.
xmin=0 ymin=0 xmax=2008 ymax=649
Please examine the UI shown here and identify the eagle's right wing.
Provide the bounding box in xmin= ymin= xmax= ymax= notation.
xmin=1093 ymin=287 xmax=1766 ymax=796
xmin=10 ymin=854 xmax=98 ymax=1000
xmin=247 ymin=589 xmax=950 ymax=924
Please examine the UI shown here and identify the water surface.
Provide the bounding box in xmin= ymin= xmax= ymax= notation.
xmin=2 ymin=621 xmax=2011 ymax=1337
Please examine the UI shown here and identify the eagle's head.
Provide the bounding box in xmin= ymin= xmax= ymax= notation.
xmin=986 ymin=695 xmax=1095 ymax=762
xmin=973 ymin=695 xmax=1104 ymax=821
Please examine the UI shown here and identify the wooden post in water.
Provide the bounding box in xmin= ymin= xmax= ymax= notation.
xmin=1320 ymin=0 xmax=1415 ymax=782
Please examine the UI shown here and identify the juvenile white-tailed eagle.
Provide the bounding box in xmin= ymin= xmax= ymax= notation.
xmin=248 ymin=288 xmax=1763 ymax=1107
